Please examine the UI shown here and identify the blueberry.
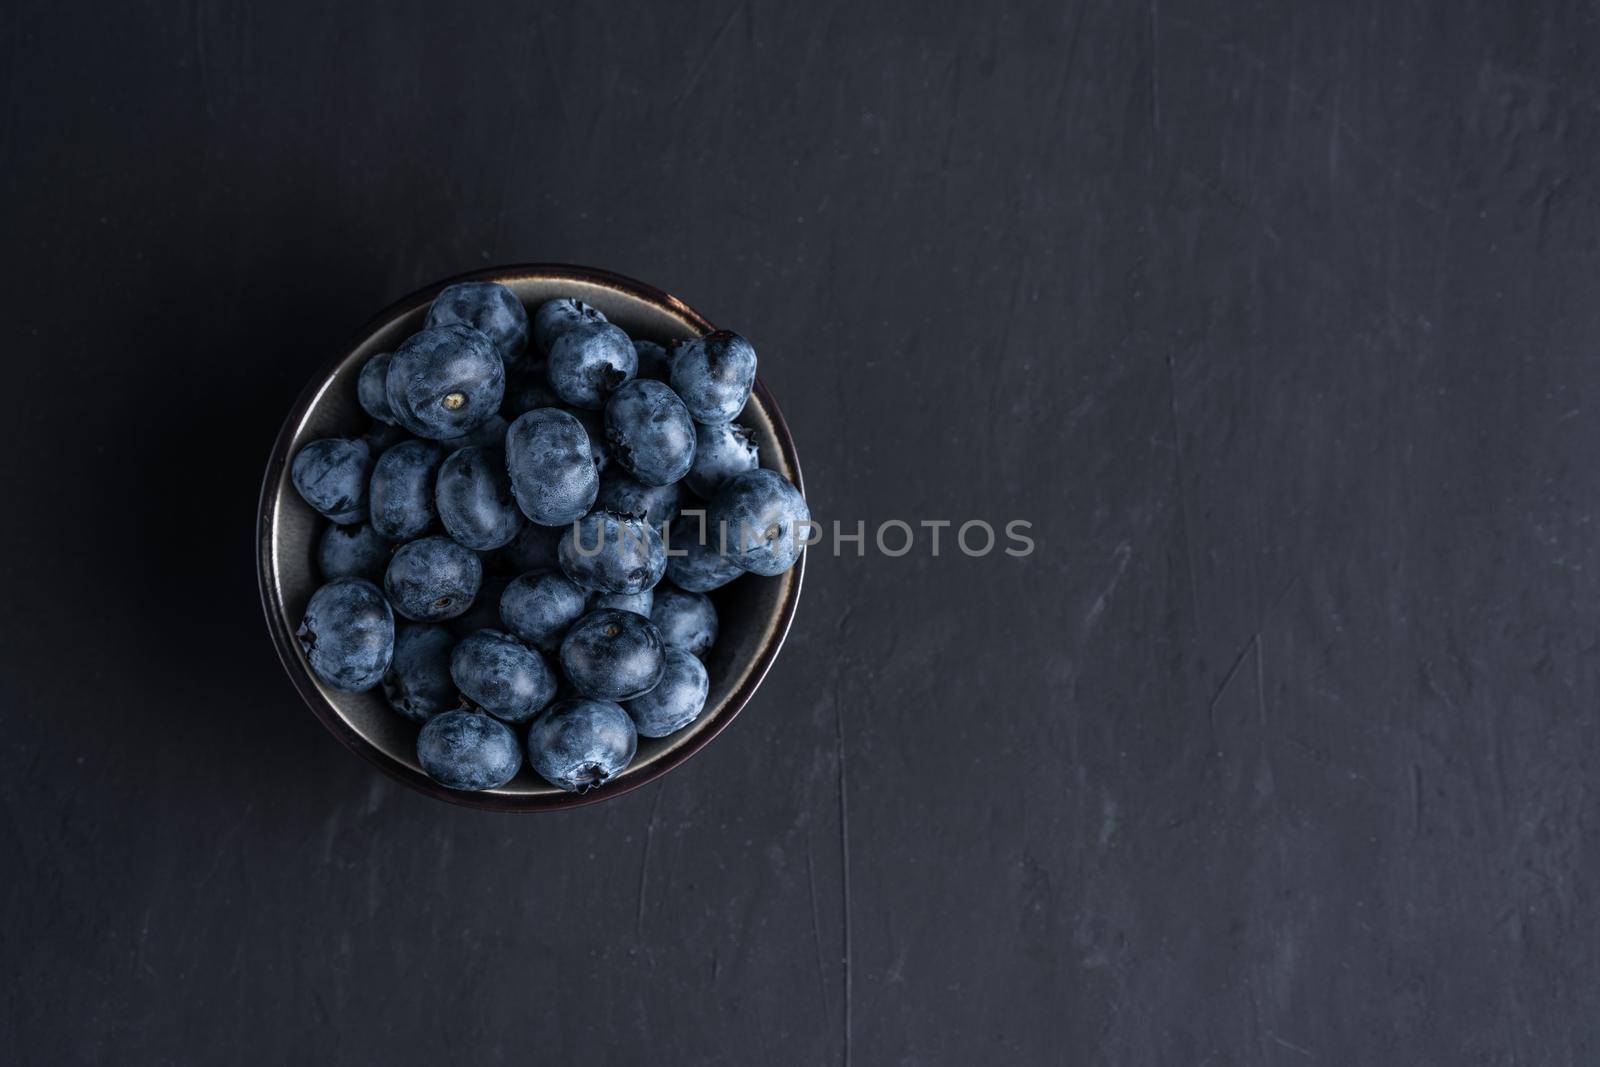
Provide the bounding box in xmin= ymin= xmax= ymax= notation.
xmin=533 ymin=297 xmax=607 ymax=355
xmin=417 ymin=709 xmax=522 ymax=791
xmin=649 ymin=585 xmax=718 ymax=657
xmin=505 ymin=408 xmax=598 ymax=526
xmin=317 ymin=522 xmax=391 ymax=582
xmin=603 ymin=378 xmax=695 ymax=486
xmin=592 ymin=588 xmax=653 ymax=616
xmin=633 ymin=339 xmax=672 ymax=381
xmin=663 ymin=520 xmax=743 ymax=592
xmin=567 ymin=406 xmax=609 ymax=475
xmin=670 ymin=330 xmax=757 ymax=424
xmin=597 ymin=469 xmax=681 ymax=530
xmin=384 ymin=323 xmax=505 ymax=440
xmin=501 ymin=361 xmax=562 ymax=418
xmin=685 ymin=421 xmax=759 ymax=498
xmin=291 ymin=437 xmax=374 ymax=524
xmin=450 ymin=629 xmax=557 ymax=724
xmin=547 ymin=322 xmax=636 ymax=409
xmin=624 ymin=647 xmax=709 ymax=738
xmin=426 ymin=282 xmax=529 ymax=369
xmin=358 ymin=352 xmax=396 ymax=424
xmin=369 ymin=439 xmax=446 ymax=542
xmin=525 ymin=697 xmax=637 ymax=792
xmin=436 ymin=446 xmax=523 ymax=551
xmin=559 ymin=510 xmax=666 ymax=594
xmin=296 ymin=578 xmax=394 ymax=692
xmin=495 ymin=521 xmax=563 ymax=575
xmin=559 ymin=608 xmax=666 ymax=701
xmin=440 ymin=413 xmax=509 ymax=452
xmin=382 ymin=623 xmax=459 ymax=723
xmin=707 ymin=468 xmax=810 ymax=576
xmin=385 ymin=535 xmax=482 ymax=621
xmin=499 ymin=569 xmax=589 ymax=651
xmin=363 ymin=421 xmax=410 ymax=452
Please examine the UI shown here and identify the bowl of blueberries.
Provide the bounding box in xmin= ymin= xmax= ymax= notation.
xmin=257 ymin=265 xmax=807 ymax=809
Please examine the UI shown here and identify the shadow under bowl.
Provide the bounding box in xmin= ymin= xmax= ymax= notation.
xmin=256 ymin=264 xmax=804 ymax=810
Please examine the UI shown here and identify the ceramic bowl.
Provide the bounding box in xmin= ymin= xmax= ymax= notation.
xmin=256 ymin=264 xmax=804 ymax=810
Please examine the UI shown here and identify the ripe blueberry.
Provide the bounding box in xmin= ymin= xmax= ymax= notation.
xmin=670 ymin=330 xmax=756 ymax=424
xmin=450 ymin=629 xmax=557 ymax=724
xmin=525 ymin=697 xmax=637 ymax=792
xmin=385 ymin=323 xmax=505 ymax=439
xmin=369 ymin=439 xmax=445 ymax=542
xmin=663 ymin=521 xmax=743 ymax=592
xmin=559 ymin=510 xmax=666 ymax=595
xmin=426 ymin=282 xmax=529 ymax=369
xmin=296 ymin=577 xmax=394 ymax=692
xmin=499 ymin=569 xmax=589 ymax=651
xmin=547 ymin=321 xmax=636 ymax=409
xmin=604 ymin=378 xmax=695 ymax=487
xmin=685 ymin=421 xmax=758 ymax=498
xmin=436 ymin=445 xmax=523 ymax=551
xmin=383 ymin=623 xmax=459 ymax=723
xmin=707 ymin=468 xmax=809 ymax=576
xmin=358 ymin=352 xmax=396 ymax=424
xmin=363 ymin=420 xmax=409 ymax=453
xmin=417 ymin=709 xmax=522 ymax=791
xmin=505 ymin=408 xmax=598 ymax=526
xmin=291 ymin=437 xmax=374 ymax=525
xmin=318 ymin=522 xmax=391 ymax=583
xmin=624 ymin=647 xmax=708 ymax=738
xmin=649 ymin=585 xmax=718 ymax=657
xmin=532 ymin=297 xmax=607 ymax=355
xmin=385 ymin=535 xmax=482 ymax=621
xmin=559 ymin=608 xmax=666 ymax=701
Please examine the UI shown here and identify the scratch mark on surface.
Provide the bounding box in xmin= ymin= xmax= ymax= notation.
xmin=1412 ymin=763 xmax=1423 ymax=837
xmin=1041 ymin=0 xmax=1087 ymax=135
xmin=1254 ymin=630 xmax=1269 ymax=728
xmin=835 ymin=678 xmax=853 ymax=1067
xmin=1166 ymin=353 xmax=1202 ymax=632
xmin=806 ymin=836 xmax=832 ymax=1031
xmin=635 ymin=784 xmax=664 ymax=937
xmin=1170 ymin=13 xmax=1443 ymax=215
xmin=1270 ymin=1033 xmax=1316 ymax=1058
xmin=1083 ymin=541 xmax=1133 ymax=632
xmin=1209 ymin=632 xmax=1260 ymax=721
xmin=672 ymin=1 xmax=746 ymax=112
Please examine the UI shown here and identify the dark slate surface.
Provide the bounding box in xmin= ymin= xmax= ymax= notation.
xmin=4 ymin=1 xmax=1599 ymax=1063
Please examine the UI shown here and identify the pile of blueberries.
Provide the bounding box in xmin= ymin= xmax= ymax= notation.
xmin=288 ymin=282 xmax=808 ymax=794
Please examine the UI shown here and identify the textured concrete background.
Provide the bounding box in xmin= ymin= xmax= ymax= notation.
xmin=4 ymin=1 xmax=1599 ymax=1063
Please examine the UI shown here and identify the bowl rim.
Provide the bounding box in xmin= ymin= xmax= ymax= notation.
xmin=255 ymin=263 xmax=805 ymax=811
